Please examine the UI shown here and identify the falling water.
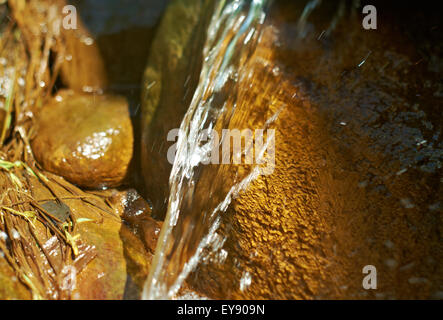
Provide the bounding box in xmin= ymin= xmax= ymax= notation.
xmin=142 ymin=0 xmax=274 ymax=299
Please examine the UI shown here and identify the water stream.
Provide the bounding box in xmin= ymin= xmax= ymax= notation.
xmin=143 ymin=0 xmax=273 ymax=300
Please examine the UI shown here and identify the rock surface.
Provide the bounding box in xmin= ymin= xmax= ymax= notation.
xmin=32 ymin=90 xmax=133 ymax=189
xmin=190 ymin=2 xmax=442 ymax=299
xmin=109 ymin=188 xmax=163 ymax=254
xmin=142 ymin=0 xmax=442 ymax=299
xmin=0 ymin=258 xmax=32 ymax=300
xmin=27 ymin=175 xmax=152 ymax=300
xmin=140 ymin=0 xmax=214 ymax=218
xmin=59 ymin=0 xmax=108 ymax=92
xmin=0 ymin=171 xmax=157 ymax=300
xmin=108 ymin=188 xmax=162 ymax=298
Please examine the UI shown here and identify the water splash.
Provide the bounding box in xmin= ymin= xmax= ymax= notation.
xmin=143 ymin=0 xmax=273 ymax=300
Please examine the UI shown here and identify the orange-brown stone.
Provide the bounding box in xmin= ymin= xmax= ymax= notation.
xmin=32 ymin=90 xmax=133 ymax=189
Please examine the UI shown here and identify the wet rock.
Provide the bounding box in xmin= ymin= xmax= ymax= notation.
xmin=9 ymin=0 xmax=108 ymax=93
xmin=76 ymin=0 xmax=167 ymax=93
xmin=107 ymin=188 xmax=161 ymax=298
xmin=140 ymin=0 xmax=214 ymax=218
xmin=193 ymin=3 xmax=442 ymax=299
xmin=0 ymin=169 xmax=138 ymax=300
xmin=24 ymin=177 xmax=156 ymax=300
xmin=143 ymin=0 xmax=442 ymax=299
xmin=58 ymin=1 xmax=108 ymax=92
xmin=110 ymin=189 xmax=162 ymax=254
xmin=0 ymin=258 xmax=31 ymax=300
xmin=32 ymin=90 xmax=133 ymax=189
xmin=120 ymin=224 xmax=153 ymax=299
xmin=111 ymin=189 xmax=152 ymax=223
xmin=28 ymin=176 xmax=128 ymax=300
xmin=140 ymin=219 xmax=162 ymax=254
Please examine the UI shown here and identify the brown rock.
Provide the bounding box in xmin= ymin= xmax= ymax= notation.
xmin=0 ymin=257 xmax=32 ymax=300
xmin=9 ymin=0 xmax=108 ymax=93
xmin=189 ymin=3 xmax=442 ymax=300
xmin=0 ymin=169 xmax=137 ymax=300
xmin=142 ymin=0 xmax=442 ymax=300
xmin=119 ymin=224 xmax=153 ymax=299
xmin=140 ymin=219 xmax=162 ymax=254
xmin=140 ymin=0 xmax=215 ymax=218
xmin=28 ymin=174 xmax=129 ymax=300
xmin=106 ymin=188 xmax=161 ymax=298
xmin=32 ymin=90 xmax=133 ymax=189
xmin=58 ymin=1 xmax=108 ymax=92
xmin=110 ymin=189 xmax=162 ymax=254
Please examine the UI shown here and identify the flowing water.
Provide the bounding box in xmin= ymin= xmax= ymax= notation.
xmin=1 ymin=0 xmax=440 ymax=300
xmin=142 ymin=0 xmax=276 ymax=300
xmin=142 ymin=0 xmax=365 ymax=300
xmin=143 ymin=0 xmax=443 ymax=299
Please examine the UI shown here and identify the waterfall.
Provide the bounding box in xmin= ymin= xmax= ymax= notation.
xmin=143 ymin=0 xmax=273 ymax=300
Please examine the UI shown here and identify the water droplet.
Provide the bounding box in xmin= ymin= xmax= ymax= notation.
xmin=82 ymin=86 xmax=93 ymax=93
xmin=11 ymin=229 xmax=20 ymax=239
xmin=239 ymin=271 xmax=252 ymax=291
xmin=81 ymin=36 xmax=94 ymax=46
xmin=0 ymin=231 xmax=7 ymax=241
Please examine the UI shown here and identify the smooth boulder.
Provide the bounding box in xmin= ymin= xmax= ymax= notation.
xmin=32 ymin=90 xmax=133 ymax=189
